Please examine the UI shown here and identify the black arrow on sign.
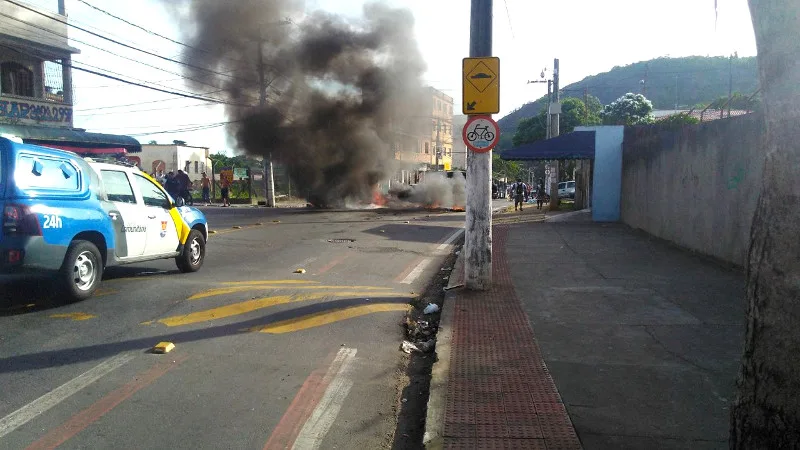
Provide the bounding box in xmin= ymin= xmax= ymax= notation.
xmin=466 ymin=101 xmax=476 ymax=111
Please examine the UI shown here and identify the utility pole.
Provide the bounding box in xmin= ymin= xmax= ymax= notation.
xmin=464 ymin=0 xmax=492 ymax=290
xmin=57 ymin=0 xmax=72 ymax=106
xmin=435 ymin=119 xmax=442 ymax=171
xmin=258 ymin=41 xmax=275 ymax=207
xmin=642 ymin=63 xmax=649 ymax=97
xmin=728 ymin=53 xmax=734 ymax=118
xmin=675 ymin=76 xmax=679 ymax=112
xmin=549 ymin=58 xmax=560 ymax=210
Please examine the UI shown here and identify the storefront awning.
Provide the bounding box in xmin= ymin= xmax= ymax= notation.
xmin=37 ymin=144 xmax=127 ymax=155
xmin=0 ymin=124 xmax=141 ymax=153
xmin=501 ymin=131 xmax=595 ymax=161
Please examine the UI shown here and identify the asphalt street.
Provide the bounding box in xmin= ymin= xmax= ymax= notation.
xmin=0 ymin=205 xmax=469 ymax=450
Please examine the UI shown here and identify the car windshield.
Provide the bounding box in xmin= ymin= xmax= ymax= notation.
xmin=567 ymin=181 xmax=575 ymax=188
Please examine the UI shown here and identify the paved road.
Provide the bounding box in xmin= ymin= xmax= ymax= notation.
xmin=0 ymin=206 xmax=466 ymax=450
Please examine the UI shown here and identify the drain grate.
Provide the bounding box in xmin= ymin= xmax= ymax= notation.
xmin=328 ymin=238 xmax=356 ymax=243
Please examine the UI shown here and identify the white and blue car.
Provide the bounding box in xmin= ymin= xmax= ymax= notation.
xmin=0 ymin=137 xmax=208 ymax=302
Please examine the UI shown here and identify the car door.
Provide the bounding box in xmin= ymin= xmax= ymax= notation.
xmin=99 ymin=169 xmax=147 ymax=258
xmin=132 ymin=173 xmax=180 ymax=256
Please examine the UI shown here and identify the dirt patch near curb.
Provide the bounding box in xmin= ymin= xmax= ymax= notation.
xmin=389 ymin=247 xmax=460 ymax=449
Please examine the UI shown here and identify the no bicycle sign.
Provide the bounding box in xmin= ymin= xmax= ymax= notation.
xmin=462 ymin=115 xmax=500 ymax=153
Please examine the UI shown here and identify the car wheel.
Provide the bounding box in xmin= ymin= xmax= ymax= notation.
xmin=59 ymin=240 xmax=103 ymax=302
xmin=176 ymin=229 xmax=205 ymax=273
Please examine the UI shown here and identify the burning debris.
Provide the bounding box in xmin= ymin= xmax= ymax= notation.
xmin=388 ymin=171 xmax=466 ymax=210
xmin=169 ymin=0 xmax=427 ymax=208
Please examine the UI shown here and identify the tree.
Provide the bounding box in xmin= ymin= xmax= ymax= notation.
xmin=655 ymin=113 xmax=700 ymax=126
xmin=600 ymin=93 xmax=654 ymax=125
xmin=147 ymin=140 xmax=158 ymax=145
xmin=511 ymin=97 xmax=600 ymax=148
xmin=730 ymin=1 xmax=800 ymax=448
xmin=491 ymin=152 xmax=522 ymax=181
xmin=708 ymin=92 xmax=761 ymax=111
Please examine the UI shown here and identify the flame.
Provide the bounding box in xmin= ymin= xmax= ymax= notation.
xmin=372 ymin=188 xmax=388 ymax=206
xmin=451 ymin=206 xmax=465 ymax=212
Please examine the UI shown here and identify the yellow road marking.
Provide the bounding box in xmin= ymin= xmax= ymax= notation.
xmin=250 ymin=303 xmax=411 ymax=334
xmin=49 ymin=312 xmax=97 ymax=321
xmin=188 ymin=284 xmax=393 ymax=300
xmin=94 ymin=288 xmax=118 ymax=297
xmin=222 ymin=280 xmax=320 ymax=286
xmin=212 ymin=224 xmax=263 ymax=235
xmin=156 ymin=291 xmax=414 ymax=327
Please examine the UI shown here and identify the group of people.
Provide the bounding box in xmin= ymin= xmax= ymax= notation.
xmin=149 ymin=170 xmax=226 ymax=206
xmin=508 ymin=178 xmax=548 ymax=211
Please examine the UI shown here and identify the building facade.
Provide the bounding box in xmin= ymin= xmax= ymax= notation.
xmin=391 ymin=86 xmax=454 ymax=178
xmin=452 ymin=114 xmax=468 ymax=170
xmin=0 ymin=1 xmax=140 ymax=156
xmin=139 ymin=144 xmax=212 ymax=179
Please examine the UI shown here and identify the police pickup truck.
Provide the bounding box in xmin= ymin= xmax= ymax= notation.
xmin=0 ymin=137 xmax=208 ymax=302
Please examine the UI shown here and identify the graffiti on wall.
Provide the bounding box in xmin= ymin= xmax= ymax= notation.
xmin=0 ymin=98 xmax=73 ymax=126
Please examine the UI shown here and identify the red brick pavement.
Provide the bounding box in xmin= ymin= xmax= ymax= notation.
xmin=443 ymin=225 xmax=582 ymax=449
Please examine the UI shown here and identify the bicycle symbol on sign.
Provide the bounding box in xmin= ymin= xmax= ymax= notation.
xmin=467 ymin=124 xmax=495 ymax=142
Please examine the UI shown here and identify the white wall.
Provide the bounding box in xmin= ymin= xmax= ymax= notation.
xmin=138 ymin=145 xmax=210 ymax=179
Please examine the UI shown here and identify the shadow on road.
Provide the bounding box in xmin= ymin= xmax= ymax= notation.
xmin=0 ymin=296 xmax=412 ymax=374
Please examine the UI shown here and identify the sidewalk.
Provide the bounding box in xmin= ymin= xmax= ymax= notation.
xmin=426 ymin=210 xmax=744 ymax=449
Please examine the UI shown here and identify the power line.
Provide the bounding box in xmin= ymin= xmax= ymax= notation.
xmin=4 ymin=0 xmax=258 ymax=85
xmin=128 ymin=121 xmax=237 ymax=136
xmin=74 ymin=102 xmax=220 ymax=116
xmin=502 ymin=0 xmax=515 ymax=39
xmin=74 ymin=0 xmax=257 ymax=68
xmin=0 ymin=43 xmax=253 ymax=107
xmin=0 ymin=12 xmax=248 ymax=94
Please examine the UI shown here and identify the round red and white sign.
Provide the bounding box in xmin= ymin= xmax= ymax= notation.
xmin=463 ymin=115 xmax=500 ymax=153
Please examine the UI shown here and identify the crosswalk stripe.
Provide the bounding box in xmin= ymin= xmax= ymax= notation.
xmin=0 ymin=354 xmax=134 ymax=439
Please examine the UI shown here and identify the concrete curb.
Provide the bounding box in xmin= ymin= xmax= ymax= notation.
xmin=423 ymin=250 xmax=464 ymax=449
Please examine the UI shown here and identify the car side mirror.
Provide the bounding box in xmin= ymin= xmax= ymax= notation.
xmin=174 ymin=196 xmax=185 ymax=208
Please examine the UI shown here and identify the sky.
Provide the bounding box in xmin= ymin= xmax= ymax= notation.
xmin=20 ymin=0 xmax=757 ymax=155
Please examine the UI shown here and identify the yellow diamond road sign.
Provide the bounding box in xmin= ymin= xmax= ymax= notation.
xmin=463 ymin=57 xmax=499 ymax=115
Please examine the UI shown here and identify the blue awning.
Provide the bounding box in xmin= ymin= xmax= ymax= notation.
xmin=501 ymin=130 xmax=595 ymax=161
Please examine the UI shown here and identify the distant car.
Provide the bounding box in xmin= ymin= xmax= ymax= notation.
xmin=558 ymin=181 xmax=576 ymax=199
xmin=0 ymin=137 xmax=209 ymax=302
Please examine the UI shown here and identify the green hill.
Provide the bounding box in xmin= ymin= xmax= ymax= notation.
xmin=497 ymin=56 xmax=759 ymax=147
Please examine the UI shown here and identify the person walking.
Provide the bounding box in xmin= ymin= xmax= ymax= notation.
xmin=201 ymin=172 xmax=211 ymax=205
xmin=513 ymin=178 xmax=527 ymax=211
xmin=536 ymin=178 xmax=546 ymax=209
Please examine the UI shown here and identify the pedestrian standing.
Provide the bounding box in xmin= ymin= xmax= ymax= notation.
xmin=176 ymin=170 xmax=192 ymax=205
xmin=164 ymin=171 xmax=180 ymax=200
xmin=201 ymin=172 xmax=211 ymax=205
xmin=220 ymin=175 xmax=231 ymax=207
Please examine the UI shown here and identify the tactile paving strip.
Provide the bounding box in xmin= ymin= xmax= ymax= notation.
xmin=443 ymin=225 xmax=583 ymax=449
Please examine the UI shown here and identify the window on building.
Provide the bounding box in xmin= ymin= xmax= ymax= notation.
xmin=424 ymin=142 xmax=430 ymax=154
xmin=1 ymin=62 xmax=34 ymax=97
xmin=194 ymin=161 xmax=199 ymax=173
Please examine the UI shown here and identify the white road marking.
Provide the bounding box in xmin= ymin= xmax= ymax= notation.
xmin=400 ymin=258 xmax=432 ymax=285
xmin=293 ymin=348 xmax=357 ymax=450
xmin=293 ymin=257 xmax=319 ymax=270
xmin=436 ymin=228 xmax=465 ymax=252
xmin=0 ymin=353 xmax=134 ymax=439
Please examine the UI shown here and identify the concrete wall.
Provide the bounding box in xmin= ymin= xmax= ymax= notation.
xmin=139 ymin=145 xmax=211 ymax=179
xmin=620 ymin=113 xmax=765 ymax=266
xmin=576 ymin=126 xmax=624 ymax=222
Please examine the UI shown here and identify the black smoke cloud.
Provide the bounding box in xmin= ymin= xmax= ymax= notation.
xmin=169 ymin=0 xmax=427 ymax=206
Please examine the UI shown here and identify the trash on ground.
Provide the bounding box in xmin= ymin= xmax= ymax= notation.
xmin=423 ymin=303 xmax=440 ymax=314
xmin=418 ymin=339 xmax=436 ymax=352
xmin=444 ymin=284 xmax=464 ymax=291
xmin=294 ymin=268 xmax=306 ymax=274
xmin=152 ymin=342 xmax=175 ymax=354
xmin=401 ymin=340 xmax=419 ymax=354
